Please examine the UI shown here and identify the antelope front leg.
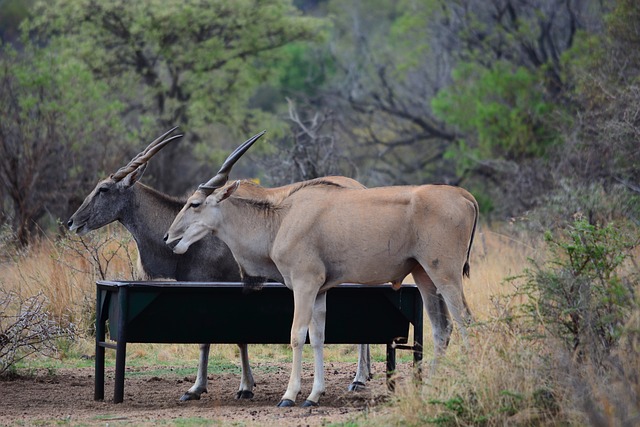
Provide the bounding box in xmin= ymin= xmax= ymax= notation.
xmin=278 ymin=286 xmax=318 ymax=407
xmin=236 ymin=343 xmax=256 ymax=399
xmin=180 ymin=343 xmax=210 ymax=401
xmin=301 ymin=292 xmax=327 ymax=406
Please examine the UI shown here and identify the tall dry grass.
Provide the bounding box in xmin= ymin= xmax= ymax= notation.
xmin=0 ymin=223 xmax=136 ymax=342
xmin=2 ymin=221 xmax=638 ymax=425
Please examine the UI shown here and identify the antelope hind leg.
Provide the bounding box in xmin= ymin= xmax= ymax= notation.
xmin=348 ymin=344 xmax=371 ymax=391
xmin=412 ymin=266 xmax=453 ymax=375
xmin=421 ymin=264 xmax=473 ymax=348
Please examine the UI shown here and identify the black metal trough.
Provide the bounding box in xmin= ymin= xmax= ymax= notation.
xmin=95 ymin=280 xmax=424 ymax=403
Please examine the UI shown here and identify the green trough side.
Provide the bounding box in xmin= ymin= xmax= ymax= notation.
xmin=95 ymin=281 xmax=424 ymax=403
xmin=99 ymin=281 xmax=419 ymax=344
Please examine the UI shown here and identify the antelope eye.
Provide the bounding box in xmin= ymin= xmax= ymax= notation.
xmin=190 ymin=201 xmax=201 ymax=208
xmin=98 ymin=187 xmax=109 ymax=193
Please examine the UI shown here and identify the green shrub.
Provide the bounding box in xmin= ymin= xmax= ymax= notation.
xmin=508 ymin=219 xmax=638 ymax=365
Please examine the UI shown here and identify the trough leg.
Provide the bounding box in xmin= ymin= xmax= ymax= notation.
xmin=114 ymin=287 xmax=128 ymax=404
xmin=95 ymin=288 xmax=106 ymax=401
xmin=386 ymin=343 xmax=396 ymax=391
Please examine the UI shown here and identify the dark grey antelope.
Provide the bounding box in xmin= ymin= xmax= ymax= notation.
xmin=67 ymin=127 xmax=247 ymax=400
xmin=67 ymin=128 xmax=374 ymax=401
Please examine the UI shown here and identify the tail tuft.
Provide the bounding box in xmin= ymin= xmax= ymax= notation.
xmin=463 ymin=262 xmax=470 ymax=278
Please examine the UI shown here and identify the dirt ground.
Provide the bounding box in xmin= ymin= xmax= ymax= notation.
xmin=0 ymin=361 xmax=410 ymax=426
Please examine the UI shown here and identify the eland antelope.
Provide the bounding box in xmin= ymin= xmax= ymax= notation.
xmin=67 ymin=128 xmax=374 ymax=401
xmin=164 ymin=134 xmax=479 ymax=407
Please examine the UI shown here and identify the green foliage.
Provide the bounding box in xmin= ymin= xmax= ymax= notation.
xmin=275 ymin=41 xmax=335 ymax=96
xmin=1 ymin=42 xmax=123 ymax=148
xmin=11 ymin=0 xmax=328 ymax=197
xmin=7 ymin=48 xmax=123 ymax=150
xmin=25 ymin=0 xmax=324 ymax=137
xmin=508 ymin=219 xmax=638 ymax=364
xmin=560 ymin=30 xmax=607 ymax=103
xmin=0 ymin=40 xmax=127 ymax=242
xmin=387 ymin=0 xmax=439 ymax=74
xmin=433 ymin=61 xmax=559 ymax=174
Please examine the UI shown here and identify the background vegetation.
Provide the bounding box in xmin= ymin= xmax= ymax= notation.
xmin=1 ymin=0 xmax=638 ymax=425
xmin=1 ymin=0 xmax=638 ymax=239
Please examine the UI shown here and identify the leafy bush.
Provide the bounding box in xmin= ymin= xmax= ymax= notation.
xmin=0 ymin=40 xmax=126 ymax=245
xmin=432 ymin=61 xmax=560 ymax=173
xmin=507 ymin=219 xmax=638 ymax=365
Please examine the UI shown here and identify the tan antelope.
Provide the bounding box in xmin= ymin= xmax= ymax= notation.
xmin=68 ymin=129 xmax=374 ymax=401
xmin=164 ymin=134 xmax=479 ymax=407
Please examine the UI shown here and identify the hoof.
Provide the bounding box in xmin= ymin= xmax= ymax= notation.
xmin=301 ymin=399 xmax=319 ymax=407
xmin=179 ymin=391 xmax=202 ymax=401
xmin=348 ymin=381 xmax=366 ymax=392
xmin=277 ymin=399 xmax=296 ymax=407
xmin=236 ymin=390 xmax=254 ymax=400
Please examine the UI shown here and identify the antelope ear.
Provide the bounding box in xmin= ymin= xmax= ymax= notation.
xmin=214 ymin=180 xmax=240 ymax=203
xmin=121 ymin=163 xmax=147 ymax=188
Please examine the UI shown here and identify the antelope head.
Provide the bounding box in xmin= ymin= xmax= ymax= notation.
xmin=67 ymin=127 xmax=183 ymax=235
xmin=164 ymin=131 xmax=265 ymax=254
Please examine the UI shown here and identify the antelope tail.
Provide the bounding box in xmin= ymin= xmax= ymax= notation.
xmin=463 ymin=198 xmax=479 ymax=279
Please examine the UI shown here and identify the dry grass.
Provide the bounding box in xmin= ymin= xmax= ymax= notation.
xmin=465 ymin=224 xmax=541 ymax=317
xmin=2 ymin=221 xmax=638 ymax=425
xmin=0 ymin=223 xmax=136 ymax=341
xmin=367 ymin=223 xmax=640 ymax=426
